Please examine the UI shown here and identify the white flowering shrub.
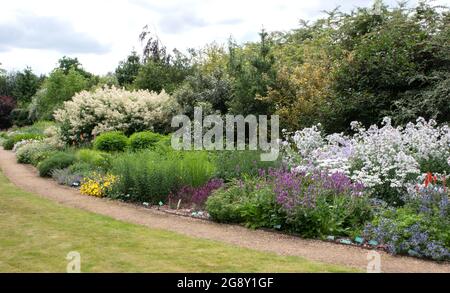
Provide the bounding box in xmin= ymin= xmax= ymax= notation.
xmin=12 ymin=139 xmax=40 ymax=153
xmin=54 ymin=86 xmax=180 ymax=144
xmin=15 ymin=141 xmax=57 ymax=165
xmin=284 ymin=117 xmax=450 ymax=197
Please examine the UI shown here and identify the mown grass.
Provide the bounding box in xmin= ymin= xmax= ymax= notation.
xmin=0 ymin=170 xmax=357 ymax=272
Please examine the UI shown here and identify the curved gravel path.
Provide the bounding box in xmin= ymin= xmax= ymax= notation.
xmin=1 ymin=148 xmax=449 ymax=273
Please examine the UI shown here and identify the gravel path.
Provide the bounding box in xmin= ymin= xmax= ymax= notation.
xmin=1 ymin=148 xmax=449 ymax=272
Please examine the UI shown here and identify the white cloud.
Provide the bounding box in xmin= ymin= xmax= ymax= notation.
xmin=0 ymin=0 xmax=448 ymax=75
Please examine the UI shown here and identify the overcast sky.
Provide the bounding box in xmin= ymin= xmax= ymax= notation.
xmin=0 ymin=0 xmax=448 ymax=75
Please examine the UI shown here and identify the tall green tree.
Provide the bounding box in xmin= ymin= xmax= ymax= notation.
xmin=115 ymin=51 xmax=141 ymax=87
xmin=227 ymin=29 xmax=276 ymax=115
xmin=11 ymin=67 xmax=40 ymax=106
xmin=332 ymin=1 xmax=450 ymax=130
xmin=30 ymin=68 xmax=89 ymax=120
xmin=133 ymin=27 xmax=192 ymax=93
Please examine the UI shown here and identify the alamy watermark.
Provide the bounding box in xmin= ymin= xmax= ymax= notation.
xmin=366 ymin=251 xmax=381 ymax=273
xmin=171 ymin=107 xmax=280 ymax=161
xmin=66 ymin=251 xmax=81 ymax=273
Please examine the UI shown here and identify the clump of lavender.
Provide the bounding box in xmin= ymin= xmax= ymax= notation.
xmin=171 ymin=179 xmax=224 ymax=209
xmin=267 ymin=169 xmax=365 ymax=211
xmin=191 ymin=179 xmax=224 ymax=207
xmin=322 ymin=172 xmax=365 ymax=196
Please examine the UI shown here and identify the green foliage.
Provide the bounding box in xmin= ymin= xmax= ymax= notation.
xmin=284 ymin=194 xmax=372 ymax=238
xmin=16 ymin=141 xmax=56 ymax=165
xmin=57 ymin=56 xmax=92 ymax=79
xmin=75 ymin=149 xmax=110 ymax=170
xmin=177 ymin=151 xmax=215 ymax=188
xmin=134 ymin=28 xmax=192 ymax=94
xmin=370 ymin=183 xmax=405 ymax=207
xmin=93 ymin=132 xmax=128 ymax=152
xmin=38 ymin=152 xmax=76 ymax=177
xmin=227 ymin=29 xmax=276 ymax=115
xmin=206 ymin=178 xmax=283 ymax=229
xmin=207 ymin=173 xmax=373 ymax=238
xmin=51 ymin=168 xmax=83 ymax=186
xmin=2 ymin=133 xmax=44 ymax=150
xmin=128 ymin=131 xmax=164 ymax=151
xmin=133 ymin=58 xmax=190 ymax=94
xmin=109 ymin=150 xmax=214 ymax=203
xmin=213 ymin=150 xmax=281 ymax=181
xmin=14 ymin=120 xmax=55 ymax=135
xmin=174 ymin=69 xmax=232 ymax=117
xmin=418 ymin=156 xmax=450 ymax=174
xmin=69 ymin=161 xmax=96 ymax=177
xmin=205 ymin=184 xmax=247 ymax=223
xmin=366 ymin=190 xmax=450 ymax=260
xmin=115 ymin=51 xmax=141 ymax=87
xmin=110 ymin=151 xmax=180 ymax=203
xmin=10 ymin=108 xmax=31 ymax=127
xmin=11 ymin=67 xmax=40 ymax=106
xmin=33 ymin=68 xmax=89 ymax=120
xmin=331 ymin=2 xmax=450 ymax=130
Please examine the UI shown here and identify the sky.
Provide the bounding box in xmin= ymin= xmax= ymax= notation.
xmin=0 ymin=0 xmax=448 ymax=75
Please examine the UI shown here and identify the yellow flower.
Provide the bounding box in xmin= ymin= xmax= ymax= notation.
xmin=80 ymin=173 xmax=118 ymax=197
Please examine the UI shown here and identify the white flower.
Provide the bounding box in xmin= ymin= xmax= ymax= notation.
xmin=54 ymin=86 xmax=180 ymax=142
xmin=283 ymin=117 xmax=450 ymax=191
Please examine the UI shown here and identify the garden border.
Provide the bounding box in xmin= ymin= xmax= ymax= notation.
xmin=1 ymin=147 xmax=449 ymax=273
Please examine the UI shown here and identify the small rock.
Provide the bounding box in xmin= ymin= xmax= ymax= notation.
xmin=326 ymin=235 xmax=335 ymax=241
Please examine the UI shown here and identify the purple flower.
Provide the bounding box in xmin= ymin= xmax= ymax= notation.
xmin=268 ymin=169 xmax=365 ymax=211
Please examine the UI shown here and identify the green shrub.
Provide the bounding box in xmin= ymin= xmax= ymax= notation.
xmin=206 ymin=178 xmax=283 ymax=228
xmin=76 ymin=149 xmax=110 ymax=170
xmin=213 ymin=150 xmax=281 ymax=181
xmin=365 ymin=201 xmax=450 ymax=260
xmin=110 ymin=151 xmax=180 ymax=203
xmin=206 ymin=184 xmax=245 ymax=223
xmin=109 ymin=150 xmax=214 ymax=204
xmin=38 ymin=152 xmax=76 ymax=177
xmin=177 ymin=151 xmax=215 ymax=187
xmin=10 ymin=108 xmax=31 ymax=127
xmin=93 ymin=131 xmax=128 ymax=152
xmin=129 ymin=131 xmax=164 ymax=151
xmin=15 ymin=121 xmax=55 ymax=136
xmin=16 ymin=141 xmax=56 ymax=165
xmin=153 ymin=135 xmax=173 ymax=154
xmin=69 ymin=162 xmax=96 ymax=177
xmin=3 ymin=133 xmax=44 ymax=150
xmin=207 ymin=171 xmax=373 ymax=238
xmin=51 ymin=168 xmax=83 ymax=186
xmin=284 ymin=194 xmax=372 ymax=238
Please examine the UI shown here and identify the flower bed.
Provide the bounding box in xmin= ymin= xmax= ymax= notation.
xmin=7 ymin=117 xmax=450 ymax=262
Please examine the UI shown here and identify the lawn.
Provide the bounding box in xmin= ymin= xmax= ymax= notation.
xmin=0 ymin=171 xmax=355 ymax=272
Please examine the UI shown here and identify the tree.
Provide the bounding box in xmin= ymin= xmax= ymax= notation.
xmin=115 ymin=51 xmax=141 ymax=87
xmin=11 ymin=67 xmax=40 ymax=106
xmin=227 ymin=29 xmax=276 ymax=115
xmin=174 ymin=69 xmax=232 ymax=118
xmin=134 ymin=27 xmax=192 ymax=94
xmin=31 ymin=68 xmax=89 ymax=120
xmin=332 ymin=2 xmax=450 ymax=129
